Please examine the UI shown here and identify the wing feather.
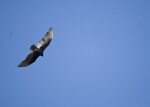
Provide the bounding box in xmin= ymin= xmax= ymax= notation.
xmin=18 ymin=52 xmax=40 ymax=67
xmin=37 ymin=28 xmax=53 ymax=49
xmin=40 ymin=39 xmax=51 ymax=51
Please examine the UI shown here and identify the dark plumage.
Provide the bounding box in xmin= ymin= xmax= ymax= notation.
xmin=18 ymin=28 xmax=53 ymax=67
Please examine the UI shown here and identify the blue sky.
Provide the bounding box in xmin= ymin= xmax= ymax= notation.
xmin=0 ymin=0 xmax=150 ymax=107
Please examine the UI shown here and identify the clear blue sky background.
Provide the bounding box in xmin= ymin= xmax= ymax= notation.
xmin=0 ymin=0 xmax=150 ymax=107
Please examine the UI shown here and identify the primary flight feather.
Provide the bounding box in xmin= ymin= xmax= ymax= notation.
xmin=18 ymin=28 xmax=53 ymax=67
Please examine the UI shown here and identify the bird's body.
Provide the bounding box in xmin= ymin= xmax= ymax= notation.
xmin=18 ymin=28 xmax=53 ymax=67
xmin=30 ymin=45 xmax=43 ymax=56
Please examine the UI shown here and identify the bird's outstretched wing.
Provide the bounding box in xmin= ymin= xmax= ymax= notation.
xmin=37 ymin=28 xmax=53 ymax=51
xmin=18 ymin=52 xmax=40 ymax=67
xmin=18 ymin=28 xmax=53 ymax=67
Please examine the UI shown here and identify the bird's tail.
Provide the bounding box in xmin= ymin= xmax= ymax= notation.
xmin=30 ymin=44 xmax=37 ymax=51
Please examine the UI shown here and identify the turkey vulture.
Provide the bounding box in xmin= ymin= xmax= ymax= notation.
xmin=18 ymin=28 xmax=53 ymax=67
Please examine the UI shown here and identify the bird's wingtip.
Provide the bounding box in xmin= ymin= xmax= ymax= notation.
xmin=49 ymin=27 xmax=53 ymax=31
xmin=18 ymin=64 xmax=22 ymax=67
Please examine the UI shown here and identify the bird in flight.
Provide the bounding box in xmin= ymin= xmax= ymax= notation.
xmin=18 ymin=28 xmax=53 ymax=67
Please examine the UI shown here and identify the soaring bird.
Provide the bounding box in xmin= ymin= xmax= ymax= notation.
xmin=18 ymin=28 xmax=53 ymax=67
